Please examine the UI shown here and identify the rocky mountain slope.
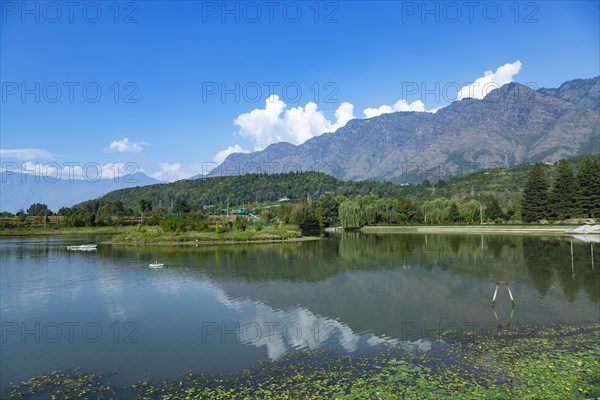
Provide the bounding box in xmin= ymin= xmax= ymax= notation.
xmin=209 ymin=77 xmax=600 ymax=183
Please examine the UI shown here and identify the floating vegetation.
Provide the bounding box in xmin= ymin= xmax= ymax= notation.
xmin=128 ymin=323 xmax=600 ymax=399
xmin=7 ymin=324 xmax=600 ymax=399
xmin=7 ymin=368 xmax=117 ymax=399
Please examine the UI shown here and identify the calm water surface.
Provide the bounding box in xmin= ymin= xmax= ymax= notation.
xmin=1 ymin=233 xmax=598 ymax=393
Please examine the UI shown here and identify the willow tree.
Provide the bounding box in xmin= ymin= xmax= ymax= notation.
xmin=339 ymin=200 xmax=364 ymax=229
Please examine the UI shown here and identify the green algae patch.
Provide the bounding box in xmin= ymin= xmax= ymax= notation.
xmin=7 ymin=323 xmax=600 ymax=399
xmin=129 ymin=323 xmax=600 ymax=399
xmin=7 ymin=368 xmax=117 ymax=399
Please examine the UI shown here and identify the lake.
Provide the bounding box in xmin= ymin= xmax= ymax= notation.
xmin=1 ymin=233 xmax=598 ymax=396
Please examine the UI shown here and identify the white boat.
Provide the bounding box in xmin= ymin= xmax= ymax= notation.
xmin=66 ymin=244 xmax=97 ymax=251
xmin=149 ymin=261 xmax=165 ymax=268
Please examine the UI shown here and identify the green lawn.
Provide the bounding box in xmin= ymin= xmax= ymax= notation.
xmin=111 ymin=225 xmax=304 ymax=244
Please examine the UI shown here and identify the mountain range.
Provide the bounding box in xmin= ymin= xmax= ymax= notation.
xmin=0 ymin=172 xmax=160 ymax=213
xmin=208 ymin=77 xmax=600 ymax=183
xmin=2 ymin=77 xmax=598 ymax=213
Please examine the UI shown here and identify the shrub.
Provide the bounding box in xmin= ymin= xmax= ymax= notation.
xmin=161 ymin=216 xmax=190 ymax=232
xmin=234 ymin=216 xmax=247 ymax=231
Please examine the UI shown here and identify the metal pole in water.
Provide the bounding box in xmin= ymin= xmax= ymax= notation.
xmin=481 ymin=235 xmax=484 ymax=258
xmin=571 ymin=241 xmax=574 ymax=271
xmin=506 ymin=283 xmax=516 ymax=307
xmin=492 ymin=282 xmax=499 ymax=306
xmin=492 ymin=281 xmax=516 ymax=307
xmin=591 ymin=243 xmax=594 ymax=270
xmin=570 ymin=240 xmax=575 ymax=279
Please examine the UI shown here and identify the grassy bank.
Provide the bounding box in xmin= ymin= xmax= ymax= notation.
xmin=0 ymin=225 xmax=307 ymax=244
xmin=0 ymin=225 xmax=135 ymax=237
xmin=111 ymin=225 xmax=306 ymax=245
xmin=360 ymin=224 xmax=581 ymax=235
xmin=7 ymin=323 xmax=599 ymax=399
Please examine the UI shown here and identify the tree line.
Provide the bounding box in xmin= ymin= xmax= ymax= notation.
xmin=3 ymin=155 xmax=599 ymax=230
xmin=522 ymin=157 xmax=600 ymax=221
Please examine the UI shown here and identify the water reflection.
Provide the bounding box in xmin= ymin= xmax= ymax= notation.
xmin=1 ymin=233 xmax=598 ymax=390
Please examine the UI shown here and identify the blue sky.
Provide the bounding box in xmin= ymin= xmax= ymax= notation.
xmin=1 ymin=0 xmax=599 ymax=181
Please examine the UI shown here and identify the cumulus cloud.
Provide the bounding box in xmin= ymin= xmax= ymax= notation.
xmin=106 ymin=138 xmax=147 ymax=153
xmin=217 ymin=61 xmax=522 ymax=159
xmin=151 ymin=162 xmax=205 ymax=182
xmin=456 ymin=60 xmax=522 ymax=100
xmin=234 ymin=95 xmax=355 ymax=150
xmin=363 ymin=99 xmax=426 ymax=118
xmin=213 ymin=144 xmax=251 ymax=164
xmin=0 ymin=148 xmax=57 ymax=160
xmin=334 ymin=102 xmax=355 ymax=127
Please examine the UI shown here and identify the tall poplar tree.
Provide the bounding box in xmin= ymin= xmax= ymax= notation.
xmin=548 ymin=159 xmax=576 ymax=219
xmin=522 ymin=163 xmax=549 ymax=222
xmin=576 ymin=157 xmax=600 ymax=218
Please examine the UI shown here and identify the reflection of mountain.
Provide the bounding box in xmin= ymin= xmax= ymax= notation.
xmin=211 ymin=286 xmax=431 ymax=359
xmin=109 ymin=234 xmax=599 ymax=341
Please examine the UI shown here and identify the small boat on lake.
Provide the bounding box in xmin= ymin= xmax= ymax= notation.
xmin=149 ymin=261 xmax=165 ymax=268
xmin=66 ymin=244 xmax=97 ymax=251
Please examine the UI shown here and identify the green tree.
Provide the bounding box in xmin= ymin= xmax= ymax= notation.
xmin=313 ymin=192 xmax=339 ymax=227
xmin=576 ymin=157 xmax=600 ymax=218
xmin=421 ymin=198 xmax=449 ymax=224
xmin=57 ymin=207 xmax=72 ymax=216
xmin=447 ymin=202 xmax=461 ymax=223
xmin=397 ymin=197 xmax=415 ymax=223
xmin=548 ymin=159 xmax=576 ymax=219
xmin=522 ymin=163 xmax=549 ymax=222
xmin=172 ymin=197 xmax=191 ymax=214
xmin=64 ymin=214 xmax=85 ymax=227
xmin=16 ymin=209 xmax=27 ymax=224
xmin=137 ymin=198 xmax=153 ymax=213
xmin=161 ymin=216 xmax=190 ymax=232
xmin=26 ymin=203 xmax=52 ymax=216
xmin=339 ymin=200 xmax=363 ymax=229
xmin=277 ymin=204 xmax=293 ymax=224
xmin=484 ymin=198 xmax=504 ymax=221
xmin=459 ymin=199 xmax=481 ymax=223
xmin=290 ymin=200 xmax=315 ymax=230
xmin=234 ymin=216 xmax=247 ymax=231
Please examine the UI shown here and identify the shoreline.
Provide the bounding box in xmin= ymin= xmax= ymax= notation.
xmin=2 ymin=224 xmax=592 ymax=238
xmin=359 ymin=224 xmax=581 ymax=235
xmin=110 ymin=236 xmax=321 ymax=246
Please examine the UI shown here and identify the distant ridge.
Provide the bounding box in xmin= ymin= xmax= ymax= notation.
xmin=0 ymin=172 xmax=161 ymax=213
xmin=208 ymin=77 xmax=600 ymax=182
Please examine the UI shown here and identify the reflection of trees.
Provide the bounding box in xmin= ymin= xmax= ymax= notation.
xmin=104 ymin=235 xmax=599 ymax=302
xmin=337 ymin=234 xmax=598 ymax=302
xmin=522 ymin=237 xmax=555 ymax=298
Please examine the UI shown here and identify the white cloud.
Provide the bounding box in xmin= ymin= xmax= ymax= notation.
xmin=0 ymin=148 xmax=56 ymax=160
xmin=234 ymin=95 xmax=355 ymax=151
xmin=213 ymin=144 xmax=251 ymax=164
xmin=363 ymin=99 xmax=426 ymax=118
xmin=151 ymin=162 xmax=205 ymax=182
xmin=106 ymin=138 xmax=147 ymax=153
xmin=335 ymin=102 xmax=355 ymax=127
xmin=218 ymin=61 xmax=522 ymax=159
xmin=456 ymin=60 xmax=522 ymax=100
